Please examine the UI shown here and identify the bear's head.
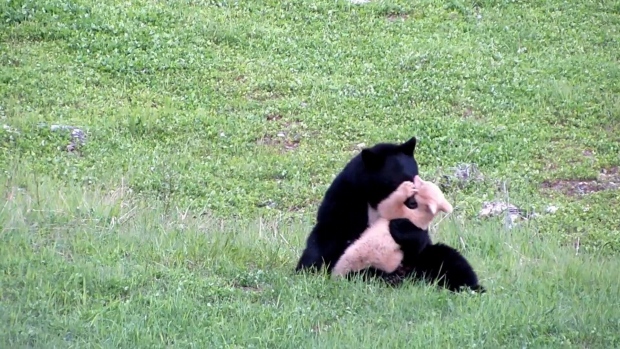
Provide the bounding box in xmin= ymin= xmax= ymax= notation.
xmin=360 ymin=136 xmax=419 ymax=208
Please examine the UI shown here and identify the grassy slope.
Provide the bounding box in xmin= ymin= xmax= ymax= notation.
xmin=1 ymin=0 xmax=619 ymax=347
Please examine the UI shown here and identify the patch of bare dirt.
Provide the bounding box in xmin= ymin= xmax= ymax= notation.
xmin=451 ymin=102 xmax=482 ymax=120
xmin=438 ymin=163 xmax=485 ymax=192
xmin=256 ymin=133 xmax=300 ymax=151
xmin=605 ymin=123 xmax=619 ymax=141
xmin=246 ymin=89 xmax=282 ymax=101
xmin=257 ymin=115 xmax=302 ymax=151
xmin=228 ymin=279 xmax=265 ymax=293
xmin=310 ymin=323 xmax=333 ymax=335
xmin=266 ymin=113 xmax=282 ymax=122
xmin=461 ymin=106 xmax=474 ymax=118
xmin=49 ymin=124 xmax=87 ymax=154
xmin=387 ymin=13 xmax=409 ymax=21
xmin=541 ymin=166 xmax=620 ymax=196
xmin=344 ymin=142 xmax=367 ymax=154
xmin=287 ymin=197 xmax=322 ymax=213
xmin=238 ymin=285 xmax=262 ymax=293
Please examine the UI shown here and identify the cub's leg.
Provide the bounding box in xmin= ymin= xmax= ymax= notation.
xmin=331 ymin=240 xmax=368 ymax=277
xmin=332 ymin=221 xmax=402 ymax=277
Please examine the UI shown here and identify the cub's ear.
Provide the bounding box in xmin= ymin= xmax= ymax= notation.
xmin=427 ymin=201 xmax=438 ymax=215
xmin=400 ymin=136 xmax=417 ymax=157
xmin=413 ymin=175 xmax=424 ymax=188
xmin=440 ymin=200 xmax=454 ymax=214
xmin=361 ymin=148 xmax=385 ymax=170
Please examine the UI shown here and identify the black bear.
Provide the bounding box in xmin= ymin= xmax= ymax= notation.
xmin=295 ymin=136 xmax=419 ymax=273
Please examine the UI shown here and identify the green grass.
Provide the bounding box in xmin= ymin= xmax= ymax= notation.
xmin=2 ymin=176 xmax=620 ymax=347
xmin=1 ymin=0 xmax=619 ymax=347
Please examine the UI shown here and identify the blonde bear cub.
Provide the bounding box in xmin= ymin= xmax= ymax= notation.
xmin=331 ymin=175 xmax=453 ymax=277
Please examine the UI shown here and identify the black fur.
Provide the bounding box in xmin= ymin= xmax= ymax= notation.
xmin=358 ymin=219 xmax=485 ymax=293
xmin=295 ymin=137 xmax=419 ymax=273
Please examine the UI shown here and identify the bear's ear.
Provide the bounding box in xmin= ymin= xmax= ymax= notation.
xmin=361 ymin=148 xmax=385 ymax=170
xmin=400 ymin=136 xmax=417 ymax=157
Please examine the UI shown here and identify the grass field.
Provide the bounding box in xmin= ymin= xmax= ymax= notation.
xmin=1 ymin=0 xmax=620 ymax=347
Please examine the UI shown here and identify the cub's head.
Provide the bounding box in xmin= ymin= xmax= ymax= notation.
xmin=360 ymin=136 xmax=419 ymax=208
xmin=412 ymin=175 xmax=453 ymax=215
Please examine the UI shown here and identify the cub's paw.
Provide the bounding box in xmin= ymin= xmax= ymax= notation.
xmin=395 ymin=181 xmax=416 ymax=201
xmin=378 ymin=181 xmax=415 ymax=219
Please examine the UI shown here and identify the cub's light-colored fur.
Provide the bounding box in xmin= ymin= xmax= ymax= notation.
xmin=332 ymin=175 xmax=453 ymax=277
xmin=367 ymin=204 xmax=380 ymax=226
